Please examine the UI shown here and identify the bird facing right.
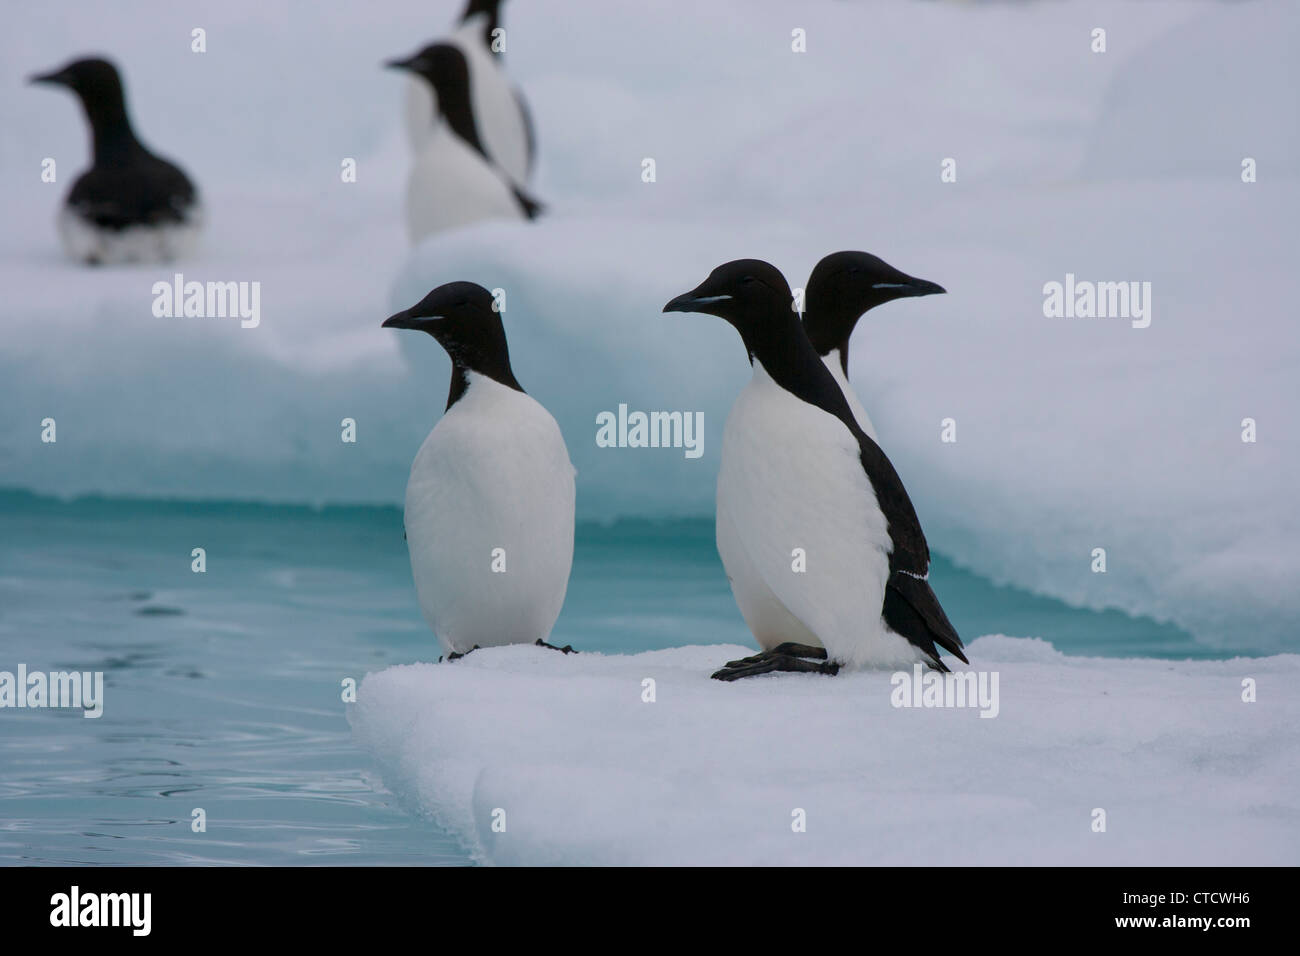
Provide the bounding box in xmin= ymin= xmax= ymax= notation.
xmin=664 ymin=259 xmax=967 ymax=680
xmin=803 ymin=251 xmax=946 ymax=440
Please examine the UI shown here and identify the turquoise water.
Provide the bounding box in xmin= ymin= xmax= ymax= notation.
xmin=0 ymin=490 xmax=1218 ymax=866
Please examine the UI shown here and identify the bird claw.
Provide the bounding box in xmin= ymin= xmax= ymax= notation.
xmin=535 ymin=639 xmax=577 ymax=654
xmin=712 ymin=648 xmax=839 ymax=681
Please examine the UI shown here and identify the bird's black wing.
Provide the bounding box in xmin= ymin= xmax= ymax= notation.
xmin=787 ymin=348 xmax=967 ymax=670
xmin=510 ymin=184 xmax=543 ymax=220
xmin=68 ymin=156 xmax=197 ymax=229
xmin=514 ymin=86 xmax=536 ymax=175
xmin=856 ymin=435 xmax=968 ymax=669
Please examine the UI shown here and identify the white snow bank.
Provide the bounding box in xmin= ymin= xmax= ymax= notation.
xmin=349 ymin=639 xmax=1300 ymax=865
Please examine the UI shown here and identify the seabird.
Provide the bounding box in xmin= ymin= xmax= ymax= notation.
xmin=401 ymin=0 xmax=535 ymax=186
xmin=383 ymin=282 xmax=575 ymax=658
xmin=28 ymin=56 xmax=201 ymax=265
xmin=386 ymin=43 xmax=541 ymax=243
xmin=664 ymin=259 xmax=967 ymax=680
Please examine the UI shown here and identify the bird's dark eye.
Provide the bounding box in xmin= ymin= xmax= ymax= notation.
xmin=456 ymin=300 xmax=468 ymax=307
xmin=741 ymin=276 xmax=755 ymax=284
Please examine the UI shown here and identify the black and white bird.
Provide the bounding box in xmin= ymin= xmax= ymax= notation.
xmin=383 ymin=282 xmax=575 ymax=658
xmin=28 ymin=56 xmax=201 ymax=265
xmin=803 ymin=251 xmax=946 ymax=440
xmin=402 ymin=0 xmax=535 ymax=185
xmin=664 ymin=260 xmax=967 ymax=680
xmin=387 ymin=42 xmax=541 ymax=242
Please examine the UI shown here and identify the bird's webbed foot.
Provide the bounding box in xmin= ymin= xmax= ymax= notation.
xmin=712 ymin=643 xmax=839 ymax=681
xmin=535 ymin=638 xmax=577 ymax=654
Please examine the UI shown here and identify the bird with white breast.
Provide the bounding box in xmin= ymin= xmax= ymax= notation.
xmin=664 ymin=259 xmax=967 ymax=680
xmin=383 ymin=282 xmax=575 ymax=659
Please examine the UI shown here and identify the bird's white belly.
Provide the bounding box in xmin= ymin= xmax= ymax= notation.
xmin=58 ymin=204 xmax=203 ymax=265
xmin=824 ymin=351 xmax=877 ymax=441
xmin=716 ymin=505 xmax=821 ymax=652
xmin=404 ymin=129 xmax=522 ymax=243
xmin=403 ymin=77 xmax=436 ymax=151
xmin=716 ymin=366 xmax=924 ymax=668
xmin=403 ymin=377 xmax=575 ymax=654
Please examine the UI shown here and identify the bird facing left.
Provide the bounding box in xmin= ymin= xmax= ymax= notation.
xmin=28 ymin=56 xmax=203 ymax=265
xmin=382 ymin=282 xmax=577 ymax=659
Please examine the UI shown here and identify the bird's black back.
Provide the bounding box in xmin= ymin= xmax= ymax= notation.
xmin=67 ymin=154 xmax=197 ymax=229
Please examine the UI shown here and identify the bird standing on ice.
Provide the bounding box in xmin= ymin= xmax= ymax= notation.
xmin=386 ymin=43 xmax=542 ymax=243
xmin=28 ymin=56 xmax=201 ymax=265
xmin=383 ymin=282 xmax=575 ymax=658
xmin=803 ymin=251 xmax=946 ymax=440
xmin=664 ymin=260 xmax=967 ymax=680
xmin=402 ymin=0 xmax=535 ymax=185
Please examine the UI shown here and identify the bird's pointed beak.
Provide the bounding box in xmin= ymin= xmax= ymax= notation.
xmin=382 ymin=309 xmax=414 ymax=329
xmin=28 ymin=68 xmax=70 ymax=87
xmin=876 ymin=276 xmax=946 ymax=298
xmin=663 ymin=287 xmax=732 ymax=314
xmin=908 ymin=277 xmax=946 ymax=297
xmin=383 ymin=56 xmax=414 ymax=72
xmin=662 ymin=292 xmax=696 ymax=314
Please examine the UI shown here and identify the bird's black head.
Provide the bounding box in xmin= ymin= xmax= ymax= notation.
xmin=29 ymin=56 xmax=122 ymax=98
xmin=663 ymin=258 xmax=795 ymax=326
xmin=665 ymin=259 xmax=861 ymax=427
xmin=462 ymin=0 xmax=503 ymax=18
xmin=29 ymin=57 xmax=132 ymax=137
xmin=664 ymin=259 xmax=811 ymax=368
xmin=385 ymin=43 xmax=483 ymax=153
xmin=383 ymin=282 xmax=522 ymax=408
xmin=385 ymin=43 xmax=469 ymax=112
xmin=803 ymin=251 xmax=945 ymax=363
xmin=461 ymin=0 xmax=504 ymax=39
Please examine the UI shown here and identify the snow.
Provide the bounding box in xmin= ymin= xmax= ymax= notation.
xmin=348 ymin=638 xmax=1300 ymax=865
xmin=2 ymin=0 xmax=1297 ymax=652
